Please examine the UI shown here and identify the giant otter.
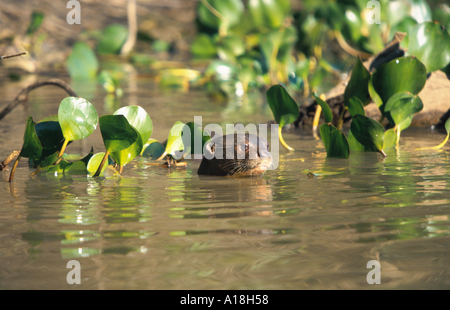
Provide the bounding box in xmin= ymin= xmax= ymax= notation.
xmin=198 ymin=133 xmax=273 ymax=176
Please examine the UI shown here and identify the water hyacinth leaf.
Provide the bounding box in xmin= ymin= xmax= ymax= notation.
xmin=141 ymin=139 xmax=165 ymax=159
xmin=182 ymin=122 xmax=211 ymax=156
xmin=383 ymin=128 xmax=397 ymax=151
xmin=407 ymin=21 xmax=450 ymax=73
xmin=197 ymin=0 xmax=244 ymax=30
xmin=97 ymin=24 xmax=128 ymax=54
xmin=99 ymin=115 xmax=139 ymax=153
xmin=347 ymin=129 xmax=365 ymax=152
xmin=110 ymin=131 xmax=143 ymax=168
xmin=87 ymin=152 xmax=114 ymax=175
xmin=165 ymin=121 xmax=186 ymax=158
xmin=384 ymin=92 xmax=423 ymax=126
xmin=248 ymin=0 xmax=290 ymax=29
xmin=34 ymin=119 xmax=66 ymax=165
xmin=369 ymin=56 xmax=427 ymax=114
xmin=398 ymin=115 xmax=413 ymax=132
xmin=320 ymin=123 xmax=349 ymax=158
xmin=191 ymin=34 xmax=217 ymax=58
xmin=114 ymin=106 xmax=153 ymax=144
xmin=20 ymin=116 xmax=43 ymax=162
xmin=343 ymin=57 xmax=371 ymax=107
xmin=313 ymin=93 xmax=333 ymax=124
xmin=58 ymin=97 xmax=98 ymax=142
xmin=347 ymin=96 xmax=366 ymax=118
xmin=267 ymin=85 xmax=299 ymax=127
xmin=66 ymin=42 xmax=99 ymax=80
xmin=350 ymin=114 xmax=386 ymax=156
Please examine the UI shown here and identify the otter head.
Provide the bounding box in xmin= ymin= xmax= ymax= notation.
xmin=198 ymin=133 xmax=273 ymax=176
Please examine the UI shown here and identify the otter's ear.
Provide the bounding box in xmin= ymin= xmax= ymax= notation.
xmin=204 ymin=142 xmax=215 ymax=159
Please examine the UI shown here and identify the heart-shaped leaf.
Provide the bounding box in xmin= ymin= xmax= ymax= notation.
xmin=267 ymin=84 xmax=299 ymax=127
xmin=344 ymin=57 xmax=371 ymax=107
xmin=368 ymin=56 xmax=427 ymax=114
xmin=384 ymin=92 xmax=423 ymax=126
xmin=141 ymin=139 xmax=165 ymax=159
xmin=350 ymin=114 xmax=386 ymax=156
xmin=407 ymin=21 xmax=450 ymax=73
xmin=58 ymin=97 xmax=98 ymax=142
xmin=87 ymin=152 xmax=114 ymax=175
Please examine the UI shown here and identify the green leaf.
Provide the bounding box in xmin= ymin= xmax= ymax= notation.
xmin=66 ymin=42 xmax=99 ymax=80
xmin=343 ymin=57 xmax=371 ymax=107
xmin=407 ymin=21 xmax=450 ymax=73
xmin=368 ymin=56 xmax=427 ymax=114
xmin=110 ymin=132 xmax=143 ymax=167
xmin=248 ymin=0 xmax=291 ymax=29
xmin=20 ymin=116 xmax=43 ymax=162
xmin=347 ymin=129 xmax=365 ymax=152
xmin=34 ymin=119 xmax=66 ymax=162
xmin=113 ymin=106 xmax=152 ymax=144
xmin=319 ymin=123 xmax=349 ymax=158
xmin=445 ymin=116 xmax=450 ymax=135
xmin=99 ymin=115 xmax=139 ymax=153
xmin=87 ymin=152 xmax=114 ymax=175
xmin=266 ymin=84 xmax=299 ymax=127
xmin=182 ymin=122 xmax=211 ymax=156
xmin=141 ymin=139 xmax=165 ymax=159
xmin=384 ymin=92 xmax=423 ymax=126
xmin=313 ymin=93 xmax=333 ymax=124
xmin=165 ymin=121 xmax=185 ymax=158
xmin=191 ymin=34 xmax=217 ymax=58
xmin=58 ymin=97 xmax=98 ymax=142
xmin=198 ymin=0 xmax=244 ymax=29
xmin=383 ymin=128 xmax=397 ymax=151
xmin=350 ymin=114 xmax=385 ymax=155
xmin=27 ymin=11 xmax=44 ymax=35
xmin=97 ymin=24 xmax=128 ymax=54
xmin=347 ymin=97 xmax=366 ymax=118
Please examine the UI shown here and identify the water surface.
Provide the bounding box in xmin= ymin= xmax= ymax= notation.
xmin=1 ymin=76 xmax=450 ymax=289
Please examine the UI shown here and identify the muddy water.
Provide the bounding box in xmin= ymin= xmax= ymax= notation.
xmin=1 ymin=75 xmax=450 ymax=289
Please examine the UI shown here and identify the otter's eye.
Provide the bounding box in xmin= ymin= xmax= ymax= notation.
xmin=244 ymin=143 xmax=249 ymax=152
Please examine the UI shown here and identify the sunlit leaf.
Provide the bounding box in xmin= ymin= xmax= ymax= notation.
xmin=248 ymin=0 xmax=290 ymax=29
xmin=165 ymin=121 xmax=185 ymax=158
xmin=319 ymin=123 xmax=349 ymax=158
xmin=58 ymin=97 xmax=98 ymax=142
xmin=182 ymin=122 xmax=211 ymax=156
xmin=113 ymin=106 xmax=152 ymax=144
xmin=407 ymin=21 xmax=450 ymax=73
xmin=191 ymin=34 xmax=217 ymax=58
xmin=383 ymin=128 xmax=397 ymax=151
xmin=87 ymin=152 xmax=114 ymax=175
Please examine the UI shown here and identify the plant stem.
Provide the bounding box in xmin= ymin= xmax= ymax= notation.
xmin=1 ymin=52 xmax=27 ymax=60
xmin=55 ymin=139 xmax=70 ymax=165
xmin=200 ymin=0 xmax=228 ymax=37
xmin=93 ymin=151 xmax=110 ymax=177
xmin=278 ymin=126 xmax=294 ymax=151
xmin=416 ymin=134 xmax=449 ymax=150
xmin=9 ymin=155 xmax=21 ymax=182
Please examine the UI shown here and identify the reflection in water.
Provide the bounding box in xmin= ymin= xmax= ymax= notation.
xmin=3 ymin=83 xmax=450 ymax=288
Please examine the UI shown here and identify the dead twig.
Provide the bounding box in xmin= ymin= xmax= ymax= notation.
xmin=0 ymin=78 xmax=77 ymax=121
